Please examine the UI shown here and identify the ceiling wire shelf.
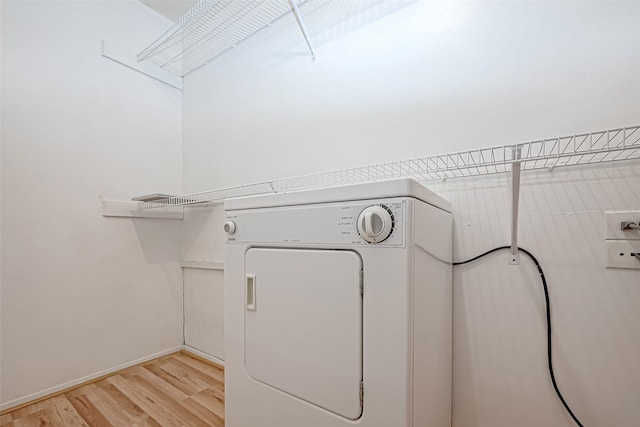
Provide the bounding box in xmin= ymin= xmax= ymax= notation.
xmin=141 ymin=125 xmax=640 ymax=208
xmin=137 ymin=0 xmax=317 ymax=77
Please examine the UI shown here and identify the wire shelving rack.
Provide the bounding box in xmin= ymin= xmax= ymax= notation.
xmin=140 ymin=125 xmax=640 ymax=209
xmin=137 ymin=0 xmax=319 ymax=77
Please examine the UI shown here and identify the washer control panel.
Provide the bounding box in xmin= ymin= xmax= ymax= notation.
xmin=225 ymin=199 xmax=405 ymax=246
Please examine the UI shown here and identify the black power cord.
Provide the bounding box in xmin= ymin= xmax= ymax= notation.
xmin=453 ymin=246 xmax=585 ymax=427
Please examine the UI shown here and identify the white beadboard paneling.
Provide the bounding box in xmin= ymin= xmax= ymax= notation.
xmin=184 ymin=267 xmax=225 ymax=360
xmin=182 ymin=205 xmax=225 ymax=262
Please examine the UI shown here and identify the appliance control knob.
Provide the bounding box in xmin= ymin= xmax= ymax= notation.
xmin=357 ymin=205 xmax=394 ymax=243
xmin=224 ymin=221 xmax=236 ymax=234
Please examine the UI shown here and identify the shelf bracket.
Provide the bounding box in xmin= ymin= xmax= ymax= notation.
xmin=101 ymin=199 xmax=183 ymax=219
xmin=288 ymin=0 xmax=316 ymax=61
xmin=509 ymin=145 xmax=522 ymax=265
xmin=101 ymin=41 xmax=183 ymax=90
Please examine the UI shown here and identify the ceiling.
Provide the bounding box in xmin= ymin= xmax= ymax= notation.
xmin=139 ymin=0 xmax=199 ymax=22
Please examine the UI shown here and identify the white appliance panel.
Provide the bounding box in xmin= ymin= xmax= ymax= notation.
xmin=226 ymin=199 xmax=405 ymax=246
xmin=225 ymin=180 xmax=452 ymax=427
xmin=244 ymin=248 xmax=363 ymax=420
xmin=224 ymin=178 xmax=452 ymax=212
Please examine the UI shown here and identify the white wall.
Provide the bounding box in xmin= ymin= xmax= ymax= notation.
xmin=0 ymin=0 xmax=183 ymax=408
xmin=183 ymin=0 xmax=639 ymax=190
xmin=181 ymin=206 xmax=225 ymax=361
xmin=182 ymin=1 xmax=640 ymax=426
xmin=431 ymin=165 xmax=640 ymax=427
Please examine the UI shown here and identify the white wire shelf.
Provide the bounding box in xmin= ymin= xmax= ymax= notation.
xmin=137 ymin=0 xmax=318 ymax=77
xmin=141 ymin=125 xmax=640 ymax=208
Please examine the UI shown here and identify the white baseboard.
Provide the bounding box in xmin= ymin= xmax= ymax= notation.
xmin=0 ymin=346 xmax=183 ymax=412
xmin=182 ymin=345 xmax=225 ymax=367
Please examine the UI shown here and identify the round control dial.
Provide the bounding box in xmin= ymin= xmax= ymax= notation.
xmin=357 ymin=204 xmax=394 ymax=243
xmin=223 ymin=221 xmax=236 ymax=234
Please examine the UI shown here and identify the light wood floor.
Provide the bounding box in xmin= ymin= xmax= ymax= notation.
xmin=0 ymin=352 xmax=225 ymax=427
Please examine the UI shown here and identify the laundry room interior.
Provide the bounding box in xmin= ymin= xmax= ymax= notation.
xmin=1 ymin=0 xmax=639 ymax=426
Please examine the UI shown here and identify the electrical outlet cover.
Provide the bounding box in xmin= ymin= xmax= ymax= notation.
xmin=606 ymin=240 xmax=640 ymax=269
xmin=605 ymin=211 xmax=640 ymax=240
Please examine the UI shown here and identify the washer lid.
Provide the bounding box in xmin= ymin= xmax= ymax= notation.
xmin=224 ymin=178 xmax=451 ymax=212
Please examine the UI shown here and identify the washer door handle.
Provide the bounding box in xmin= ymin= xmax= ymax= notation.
xmin=246 ymin=274 xmax=256 ymax=311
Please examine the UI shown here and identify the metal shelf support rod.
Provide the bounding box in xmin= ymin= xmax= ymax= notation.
xmin=510 ymin=145 xmax=522 ymax=265
xmin=288 ymin=0 xmax=316 ymax=60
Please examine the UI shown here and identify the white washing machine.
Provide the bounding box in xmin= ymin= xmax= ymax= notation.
xmin=223 ymin=178 xmax=452 ymax=427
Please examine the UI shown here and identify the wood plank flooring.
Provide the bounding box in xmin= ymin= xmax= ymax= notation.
xmin=1 ymin=352 xmax=225 ymax=427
